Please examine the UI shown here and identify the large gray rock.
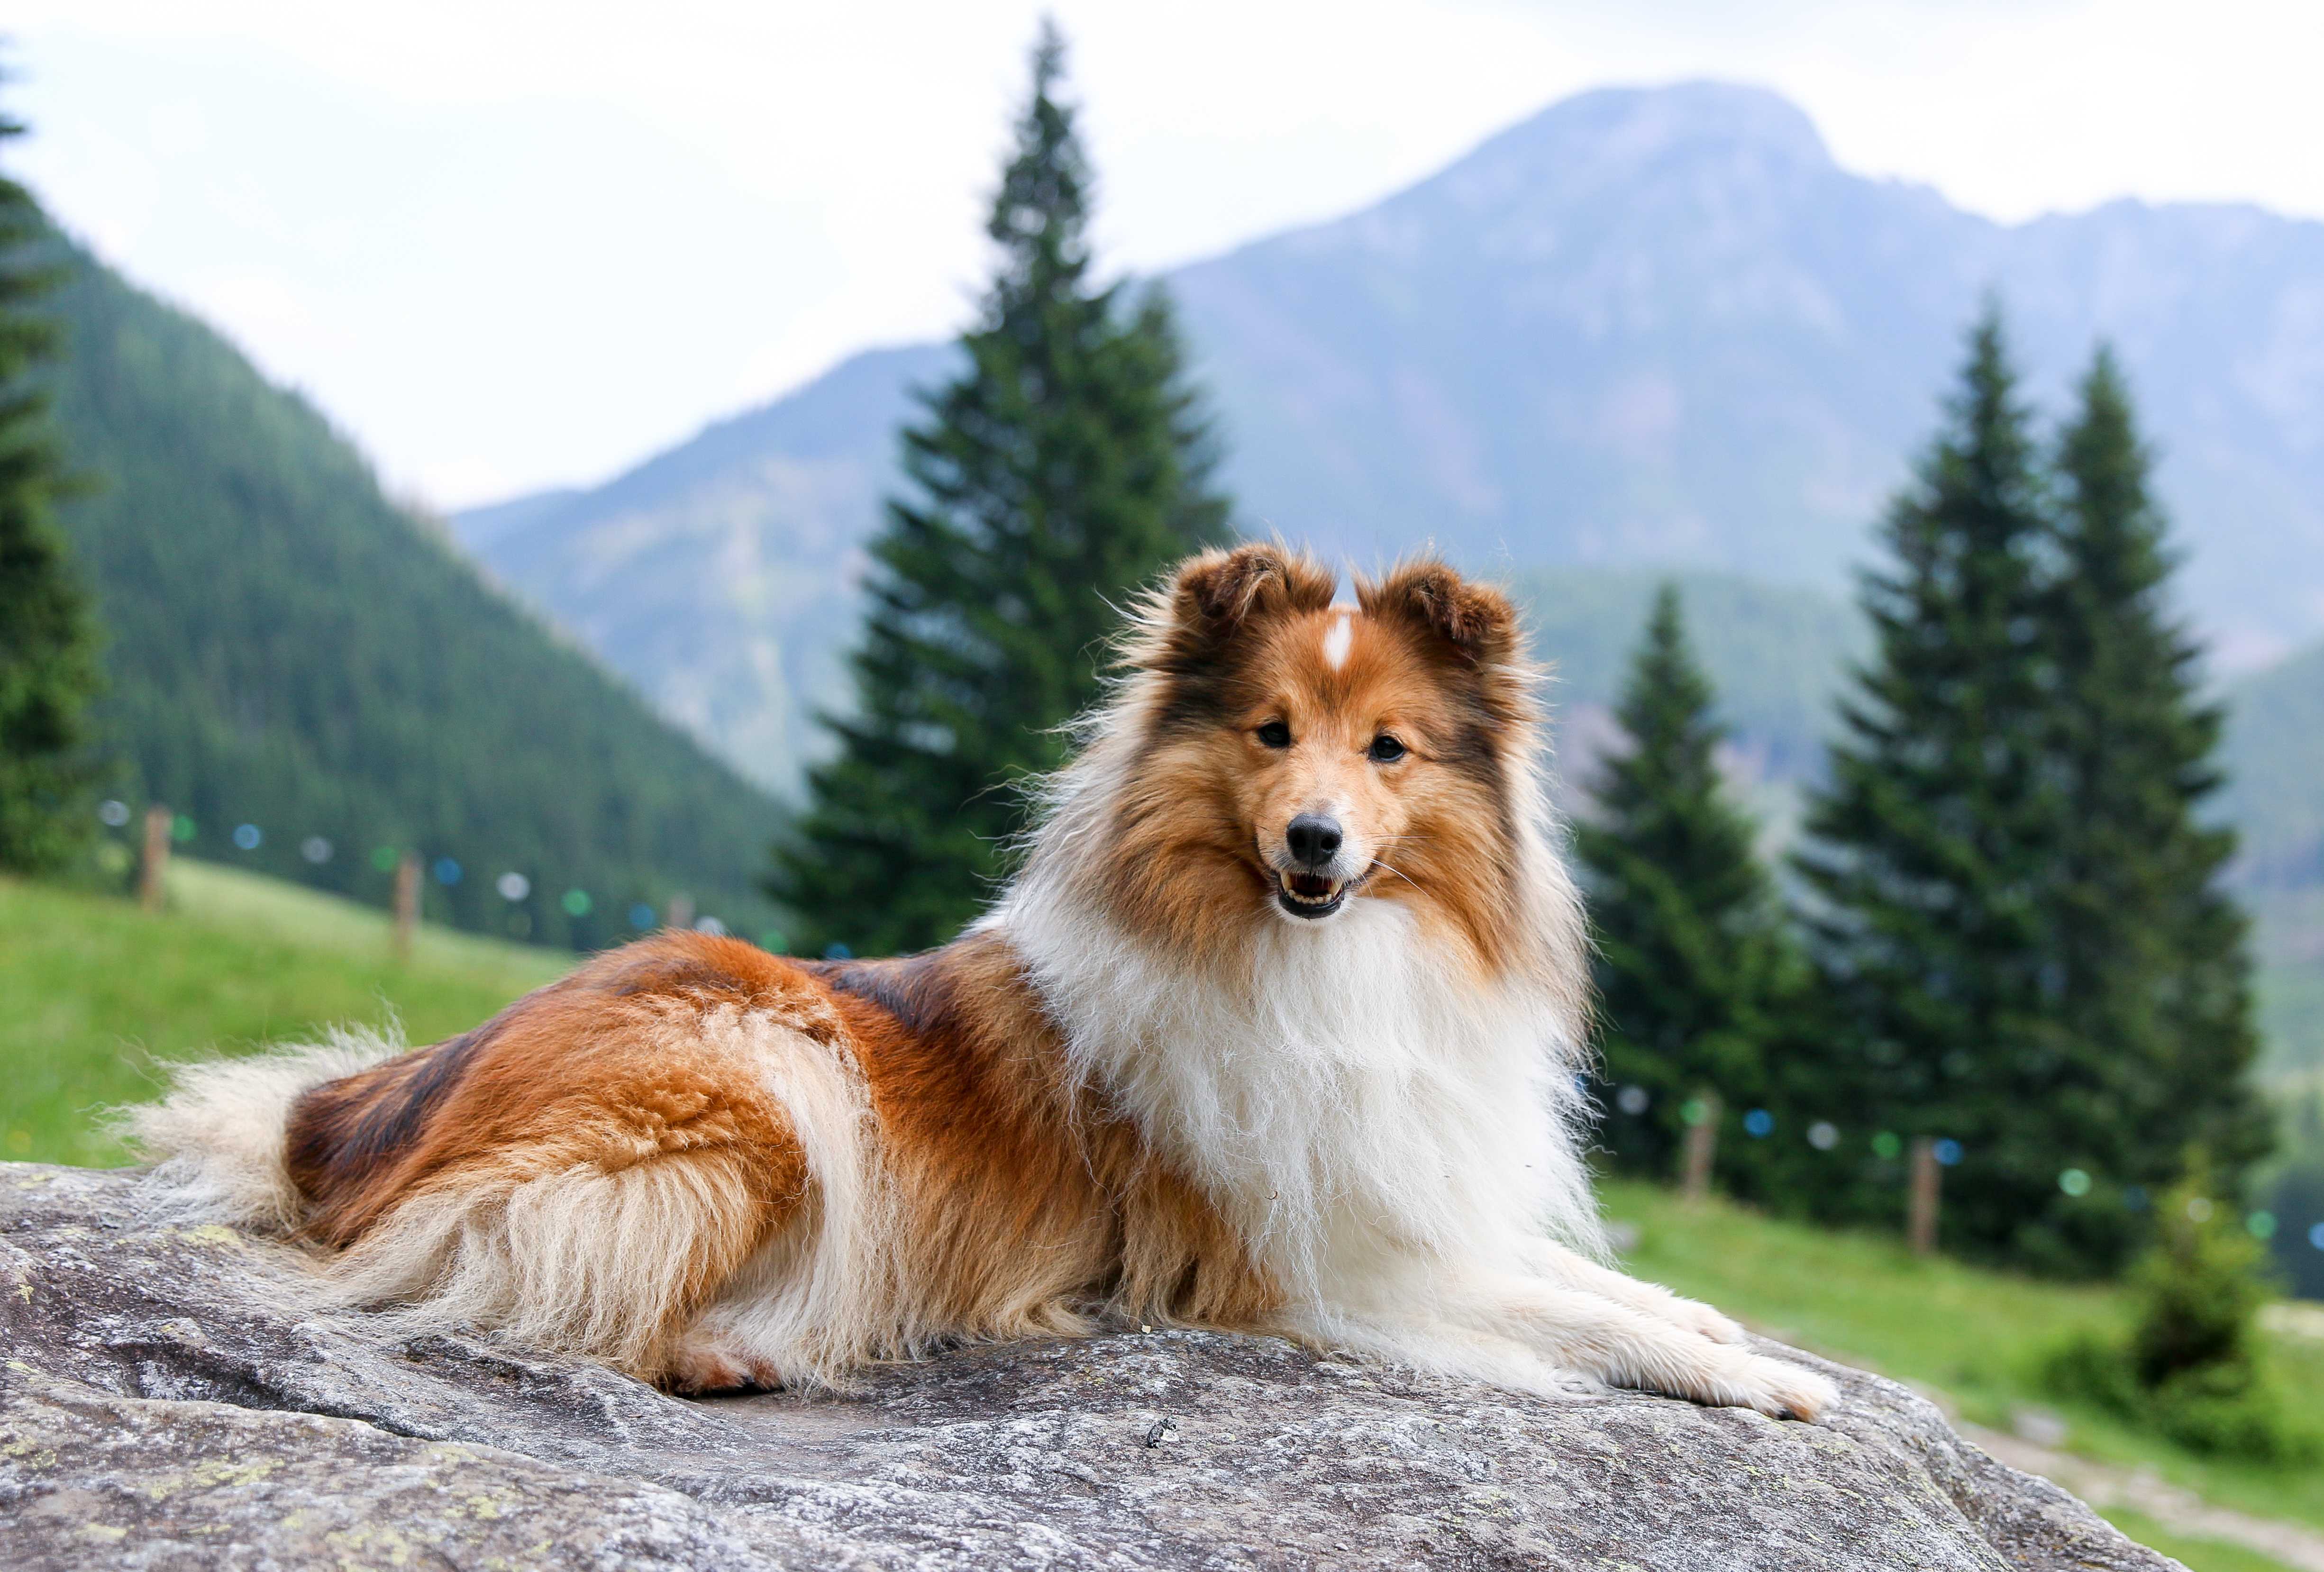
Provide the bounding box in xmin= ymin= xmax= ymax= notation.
xmin=1 ymin=1162 xmax=2177 ymax=1570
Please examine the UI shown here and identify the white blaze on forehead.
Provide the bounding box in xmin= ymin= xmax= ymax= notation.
xmin=1321 ymin=613 xmax=1354 ymax=671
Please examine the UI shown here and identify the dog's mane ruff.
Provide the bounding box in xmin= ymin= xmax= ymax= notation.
xmin=993 ymin=565 xmax=1604 ymax=1321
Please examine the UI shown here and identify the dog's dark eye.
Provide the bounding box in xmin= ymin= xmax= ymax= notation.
xmin=1256 ymin=720 xmax=1292 ymax=749
xmin=1368 ymin=734 xmax=1407 ymax=763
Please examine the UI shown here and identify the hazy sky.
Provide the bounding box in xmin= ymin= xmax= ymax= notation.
xmin=12 ymin=0 xmax=2324 ymax=509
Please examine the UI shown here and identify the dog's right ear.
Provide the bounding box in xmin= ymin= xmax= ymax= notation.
xmin=1162 ymin=544 xmax=1337 ymax=650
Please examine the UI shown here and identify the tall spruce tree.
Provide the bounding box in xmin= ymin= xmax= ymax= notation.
xmin=0 ymin=94 xmax=100 ymax=872
xmin=1579 ymin=584 xmax=1801 ymax=1190
xmin=1796 ymin=308 xmax=2081 ymax=1270
xmin=769 ymin=24 xmax=1228 ymax=956
xmin=2045 ymin=349 xmax=2269 ymax=1260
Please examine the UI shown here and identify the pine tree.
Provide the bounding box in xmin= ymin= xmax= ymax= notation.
xmin=2044 ymin=350 xmax=2269 ymax=1263
xmin=1579 ymin=584 xmax=1802 ymax=1190
xmin=1795 ymin=307 xmax=2078 ymax=1268
xmin=0 ymin=93 xmax=101 ymax=872
xmin=769 ymin=24 xmax=1228 ymax=956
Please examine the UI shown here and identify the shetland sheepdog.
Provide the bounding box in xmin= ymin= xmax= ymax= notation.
xmin=131 ymin=545 xmax=1835 ymax=1419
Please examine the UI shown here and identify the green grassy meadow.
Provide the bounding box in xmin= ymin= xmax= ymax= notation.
xmin=0 ymin=859 xmax=570 ymax=1166
xmin=1605 ymin=1180 xmax=2324 ymax=1566
xmin=2098 ymin=1510 xmax=2301 ymax=1572
xmin=6 ymin=862 xmax=2320 ymax=1570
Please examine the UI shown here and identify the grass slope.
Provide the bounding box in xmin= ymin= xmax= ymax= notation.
xmin=1 ymin=863 xmax=569 ymax=1167
xmin=1605 ymin=1180 xmax=2324 ymax=1564
xmin=2100 ymin=1511 xmax=2296 ymax=1572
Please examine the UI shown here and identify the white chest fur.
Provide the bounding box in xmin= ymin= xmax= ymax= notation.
xmin=1002 ymin=892 xmax=1602 ymax=1308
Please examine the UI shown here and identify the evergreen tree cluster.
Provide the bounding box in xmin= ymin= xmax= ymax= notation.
xmin=771 ymin=23 xmax=1227 ymax=957
xmin=1583 ymin=309 xmax=2267 ymax=1275
xmin=1577 ymin=586 xmax=1807 ymax=1198
xmin=0 ymin=100 xmax=100 ymax=872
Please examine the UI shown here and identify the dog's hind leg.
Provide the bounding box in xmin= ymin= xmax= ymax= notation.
xmin=320 ymin=1050 xmax=814 ymax=1387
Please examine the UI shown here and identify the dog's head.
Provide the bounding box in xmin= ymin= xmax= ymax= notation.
xmin=1095 ymin=544 xmax=1542 ymax=969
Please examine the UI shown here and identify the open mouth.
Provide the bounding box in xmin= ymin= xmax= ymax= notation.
xmin=1274 ymin=869 xmax=1349 ymax=919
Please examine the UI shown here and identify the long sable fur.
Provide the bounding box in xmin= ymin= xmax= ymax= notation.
xmin=129 ymin=544 xmax=1839 ymax=1418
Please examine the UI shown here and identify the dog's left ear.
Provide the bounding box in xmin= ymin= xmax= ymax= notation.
xmin=1358 ymin=560 xmax=1521 ymax=671
xmin=1358 ymin=561 xmax=1533 ymax=724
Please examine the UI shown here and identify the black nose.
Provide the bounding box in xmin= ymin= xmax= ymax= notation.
xmin=1285 ymin=814 xmax=1342 ymax=868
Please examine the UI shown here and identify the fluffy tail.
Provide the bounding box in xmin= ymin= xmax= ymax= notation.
xmin=121 ymin=1027 xmax=405 ymax=1231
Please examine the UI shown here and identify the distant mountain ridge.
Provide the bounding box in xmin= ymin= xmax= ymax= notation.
xmin=1176 ymin=82 xmax=2324 ymax=645
xmin=455 ymin=81 xmax=2324 ymax=800
xmin=462 ymin=344 xmax=946 ymax=798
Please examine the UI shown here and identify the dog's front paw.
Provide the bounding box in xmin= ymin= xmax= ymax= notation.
xmin=1727 ymin=1353 xmax=1840 ymax=1421
xmin=1633 ymin=1345 xmax=1840 ymax=1420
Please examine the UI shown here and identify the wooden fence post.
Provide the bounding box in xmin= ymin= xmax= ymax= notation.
xmin=393 ymin=853 xmax=420 ymax=962
xmin=1680 ymin=1091 xmax=1722 ymax=1204
xmin=139 ymin=805 xmax=172 ymax=914
xmin=1909 ymin=1136 xmax=1941 ymax=1256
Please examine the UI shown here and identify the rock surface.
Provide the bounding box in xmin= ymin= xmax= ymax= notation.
xmin=1 ymin=1162 xmax=2178 ymax=1570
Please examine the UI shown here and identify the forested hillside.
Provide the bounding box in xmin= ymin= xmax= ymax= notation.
xmin=1510 ymin=568 xmax=1862 ymax=790
xmin=42 ymin=232 xmax=782 ymax=948
xmin=2224 ymin=639 xmax=2324 ymax=889
xmin=455 ymin=345 xmax=949 ymax=793
xmin=2223 ymin=638 xmax=2324 ymax=1080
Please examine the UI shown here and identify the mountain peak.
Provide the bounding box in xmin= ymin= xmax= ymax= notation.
xmin=1348 ymin=79 xmax=1831 ymax=228
xmin=1519 ymin=82 xmax=1833 ymax=165
xmin=1404 ymin=82 xmax=1835 ymax=218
